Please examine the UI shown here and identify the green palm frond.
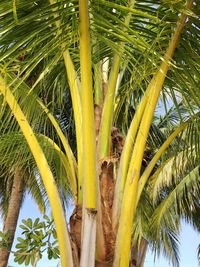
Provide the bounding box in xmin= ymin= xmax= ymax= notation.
xmin=133 ymin=182 xmax=181 ymax=267
xmin=152 ymin=166 xmax=200 ymax=225
xmin=0 ymin=130 xmax=73 ymax=216
xmin=0 ymin=71 xmax=73 ymax=152
xmin=155 ymin=102 xmax=190 ymax=129
xmin=150 ymin=113 xmax=199 ymax=199
xmin=25 ymin=173 xmax=47 ymax=214
xmin=0 ymin=0 xmax=198 ymax=111
xmin=151 ymin=148 xmax=198 ymax=201
xmin=153 ymin=227 xmax=180 ymax=267
xmin=0 ymin=1 xmax=79 ymax=110
xmin=133 ymin=190 xmax=154 ymax=241
xmin=149 ymin=166 xmax=199 ymax=266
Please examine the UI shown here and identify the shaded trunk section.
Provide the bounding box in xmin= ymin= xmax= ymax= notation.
xmin=0 ymin=169 xmax=24 ymax=267
xmin=94 ymin=104 xmax=102 ymax=139
xmin=99 ymin=161 xmax=115 ymax=262
xmin=70 ymin=205 xmax=82 ymax=264
xmin=95 ymin=127 xmax=124 ymax=265
xmin=95 ymin=261 xmax=113 ymax=267
xmin=130 ymin=239 xmax=148 ymax=267
xmin=94 ymin=104 xmax=107 ymax=262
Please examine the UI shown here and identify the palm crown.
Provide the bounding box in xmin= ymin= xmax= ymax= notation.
xmin=0 ymin=0 xmax=199 ymax=266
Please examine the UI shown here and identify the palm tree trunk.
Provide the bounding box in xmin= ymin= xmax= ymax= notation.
xmin=0 ymin=169 xmax=24 ymax=267
xmin=130 ymin=239 xmax=148 ymax=267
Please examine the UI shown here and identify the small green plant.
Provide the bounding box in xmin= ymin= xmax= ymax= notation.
xmin=0 ymin=215 xmax=59 ymax=266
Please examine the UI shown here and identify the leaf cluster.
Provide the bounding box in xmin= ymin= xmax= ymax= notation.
xmin=6 ymin=215 xmax=59 ymax=266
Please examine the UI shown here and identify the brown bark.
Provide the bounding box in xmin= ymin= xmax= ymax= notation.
xmin=69 ymin=205 xmax=82 ymax=262
xmin=95 ymin=103 xmax=108 ymax=261
xmin=96 ymin=126 xmax=124 ymax=264
xmin=99 ymin=161 xmax=116 ymax=262
xmin=137 ymin=239 xmax=148 ymax=267
xmin=94 ymin=104 xmax=102 ymax=138
xmin=130 ymin=239 xmax=148 ymax=267
xmin=0 ymin=169 xmax=24 ymax=267
xmin=71 ymin=238 xmax=79 ymax=267
xmin=111 ymin=127 xmax=124 ymax=157
xmin=95 ymin=260 xmax=113 ymax=267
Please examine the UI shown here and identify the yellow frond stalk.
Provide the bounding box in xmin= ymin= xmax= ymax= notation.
xmin=112 ymin=86 xmax=151 ymax=230
xmin=136 ymin=122 xmax=188 ymax=205
xmin=114 ymin=1 xmax=193 ymax=265
xmin=40 ymin=135 xmax=77 ymax=199
xmin=62 ymin=51 xmax=83 ymax=204
xmin=79 ymin=1 xmax=98 ymax=265
xmin=49 ymin=0 xmax=83 ymax=204
xmin=98 ymin=0 xmax=137 ymax=159
xmin=79 ymin=0 xmax=97 ymax=209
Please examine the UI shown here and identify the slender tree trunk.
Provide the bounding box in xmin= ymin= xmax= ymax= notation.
xmin=137 ymin=239 xmax=148 ymax=267
xmin=0 ymin=169 xmax=24 ymax=267
xmin=130 ymin=239 xmax=148 ymax=267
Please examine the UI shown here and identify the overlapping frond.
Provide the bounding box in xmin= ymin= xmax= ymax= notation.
xmin=150 ymin=116 xmax=199 ymax=200
xmin=0 ymin=130 xmax=73 ymax=216
xmin=148 ymin=166 xmax=199 ymax=265
xmin=0 ymin=0 xmax=199 ymax=112
xmin=133 ymin=183 xmax=181 ymax=266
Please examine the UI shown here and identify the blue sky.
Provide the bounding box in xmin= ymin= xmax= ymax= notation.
xmin=1 ymin=195 xmax=199 ymax=267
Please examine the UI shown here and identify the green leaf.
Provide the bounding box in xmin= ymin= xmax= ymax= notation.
xmin=33 ymin=217 xmax=40 ymax=228
xmin=25 ymin=255 xmax=31 ymax=266
xmin=47 ymin=247 xmax=53 ymax=260
xmin=17 ymin=237 xmax=25 ymax=243
xmin=16 ymin=243 xmax=26 ymax=249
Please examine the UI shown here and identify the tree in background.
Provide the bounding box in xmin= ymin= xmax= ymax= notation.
xmin=0 ymin=125 xmax=72 ymax=266
xmin=0 ymin=0 xmax=199 ymax=266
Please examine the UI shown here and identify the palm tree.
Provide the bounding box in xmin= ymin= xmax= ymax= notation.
xmin=0 ymin=0 xmax=199 ymax=266
xmin=0 ymin=122 xmax=74 ymax=266
xmin=0 ymin=168 xmax=24 ymax=267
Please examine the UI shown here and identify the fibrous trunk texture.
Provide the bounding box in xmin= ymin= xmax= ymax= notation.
xmin=0 ymin=169 xmax=24 ymax=267
xmin=99 ymin=161 xmax=115 ymax=262
xmin=70 ymin=205 xmax=82 ymax=263
xmin=70 ymin=125 xmax=147 ymax=266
